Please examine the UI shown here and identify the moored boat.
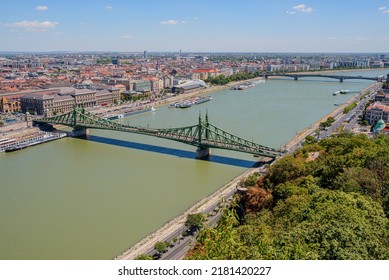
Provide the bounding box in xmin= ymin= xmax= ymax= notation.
xmin=230 ymin=82 xmax=256 ymax=90
xmin=4 ymin=132 xmax=67 ymax=152
xmin=169 ymin=96 xmax=212 ymax=108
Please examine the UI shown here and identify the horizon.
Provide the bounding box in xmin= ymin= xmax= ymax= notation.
xmin=1 ymin=51 xmax=389 ymax=55
xmin=1 ymin=0 xmax=389 ymax=53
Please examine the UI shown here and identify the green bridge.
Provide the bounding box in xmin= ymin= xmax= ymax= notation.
xmin=34 ymin=107 xmax=283 ymax=159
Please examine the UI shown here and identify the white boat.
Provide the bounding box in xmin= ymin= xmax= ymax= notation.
xmin=151 ymin=106 xmax=156 ymax=112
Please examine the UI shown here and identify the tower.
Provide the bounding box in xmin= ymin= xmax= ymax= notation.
xmin=25 ymin=112 xmax=32 ymax=128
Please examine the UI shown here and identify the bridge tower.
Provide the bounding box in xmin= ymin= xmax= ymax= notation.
xmin=195 ymin=112 xmax=211 ymax=159
xmin=70 ymin=105 xmax=89 ymax=137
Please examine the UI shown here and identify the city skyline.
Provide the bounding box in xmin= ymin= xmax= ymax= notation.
xmin=1 ymin=0 xmax=389 ymax=53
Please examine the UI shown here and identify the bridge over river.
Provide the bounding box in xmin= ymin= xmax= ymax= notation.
xmin=260 ymin=73 xmax=383 ymax=82
xmin=34 ymin=107 xmax=283 ymax=159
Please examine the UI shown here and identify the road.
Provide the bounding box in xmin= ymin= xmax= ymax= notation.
xmin=319 ymin=83 xmax=379 ymax=139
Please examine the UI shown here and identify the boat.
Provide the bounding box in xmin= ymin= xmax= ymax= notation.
xmin=102 ymin=113 xmax=117 ymax=120
xmin=333 ymin=91 xmax=339 ymax=96
xmin=169 ymin=102 xmax=180 ymax=108
xmin=194 ymin=96 xmax=212 ymax=105
xmin=0 ymin=138 xmax=17 ymax=152
xmin=339 ymin=90 xmax=350 ymax=94
xmin=123 ymin=106 xmax=153 ymax=117
xmin=151 ymin=106 xmax=156 ymax=112
xmin=179 ymin=102 xmax=193 ymax=108
xmin=4 ymin=132 xmax=67 ymax=152
xmin=169 ymin=96 xmax=212 ymax=108
xmin=230 ymin=82 xmax=256 ymax=90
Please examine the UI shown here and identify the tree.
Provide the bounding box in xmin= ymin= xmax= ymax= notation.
xmin=134 ymin=254 xmax=153 ymax=260
xmin=239 ymin=172 xmax=260 ymax=187
xmin=0 ymin=120 xmax=4 ymax=127
xmin=304 ymin=135 xmax=316 ymax=145
xmin=154 ymin=241 xmax=169 ymax=254
xmin=185 ymin=213 xmax=206 ymax=234
xmin=266 ymin=155 xmax=306 ymax=187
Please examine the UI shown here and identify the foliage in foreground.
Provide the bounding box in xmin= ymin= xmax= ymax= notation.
xmin=187 ymin=133 xmax=389 ymax=260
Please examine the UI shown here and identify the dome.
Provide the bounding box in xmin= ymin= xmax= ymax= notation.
xmin=373 ymin=119 xmax=385 ymax=132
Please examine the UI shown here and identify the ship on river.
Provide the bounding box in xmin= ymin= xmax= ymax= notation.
xmin=2 ymin=132 xmax=67 ymax=152
xmin=169 ymin=96 xmax=212 ymax=109
xmin=230 ymin=82 xmax=256 ymax=90
xmin=333 ymin=89 xmax=350 ymax=95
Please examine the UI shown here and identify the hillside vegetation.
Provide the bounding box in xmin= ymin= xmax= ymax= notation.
xmin=187 ymin=133 xmax=389 ymax=260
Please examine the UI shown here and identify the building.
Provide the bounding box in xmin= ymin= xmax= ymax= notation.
xmin=20 ymin=87 xmax=120 ymax=115
xmin=365 ymin=103 xmax=389 ymax=124
xmin=133 ymin=80 xmax=151 ymax=92
xmin=193 ymin=69 xmax=218 ymax=80
xmin=373 ymin=119 xmax=386 ymax=134
xmin=171 ymin=80 xmax=207 ymax=94
xmin=0 ymin=96 xmax=20 ymax=113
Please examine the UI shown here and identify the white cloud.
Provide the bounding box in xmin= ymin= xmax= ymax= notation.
xmin=120 ymin=35 xmax=132 ymax=39
xmin=379 ymin=6 xmax=389 ymax=13
xmin=106 ymin=6 xmax=114 ymax=10
xmin=4 ymin=20 xmax=58 ymax=32
xmin=287 ymin=4 xmax=314 ymax=14
xmin=160 ymin=19 xmax=178 ymax=25
xmin=36 ymin=6 xmax=48 ymax=11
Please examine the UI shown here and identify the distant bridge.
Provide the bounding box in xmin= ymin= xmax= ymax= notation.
xmin=34 ymin=107 xmax=283 ymax=159
xmin=260 ymin=73 xmax=382 ymax=82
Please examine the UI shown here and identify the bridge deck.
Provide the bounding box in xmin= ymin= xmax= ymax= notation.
xmin=34 ymin=108 xmax=283 ymax=158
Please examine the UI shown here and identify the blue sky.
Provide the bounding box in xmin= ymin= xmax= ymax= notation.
xmin=1 ymin=0 xmax=389 ymax=52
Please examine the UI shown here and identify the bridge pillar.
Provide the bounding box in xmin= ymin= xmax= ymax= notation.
xmin=294 ymin=76 xmax=298 ymax=81
xmin=339 ymin=77 xmax=343 ymax=82
xmin=196 ymin=147 xmax=211 ymax=159
xmin=71 ymin=127 xmax=89 ymax=137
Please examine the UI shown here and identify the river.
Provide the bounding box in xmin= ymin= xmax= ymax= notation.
xmin=0 ymin=69 xmax=387 ymax=259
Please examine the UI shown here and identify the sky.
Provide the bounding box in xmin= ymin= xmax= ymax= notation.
xmin=1 ymin=0 xmax=389 ymax=53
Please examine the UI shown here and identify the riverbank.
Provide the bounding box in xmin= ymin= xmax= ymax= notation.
xmin=114 ymin=79 xmax=381 ymax=260
xmin=284 ymin=81 xmax=380 ymax=151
